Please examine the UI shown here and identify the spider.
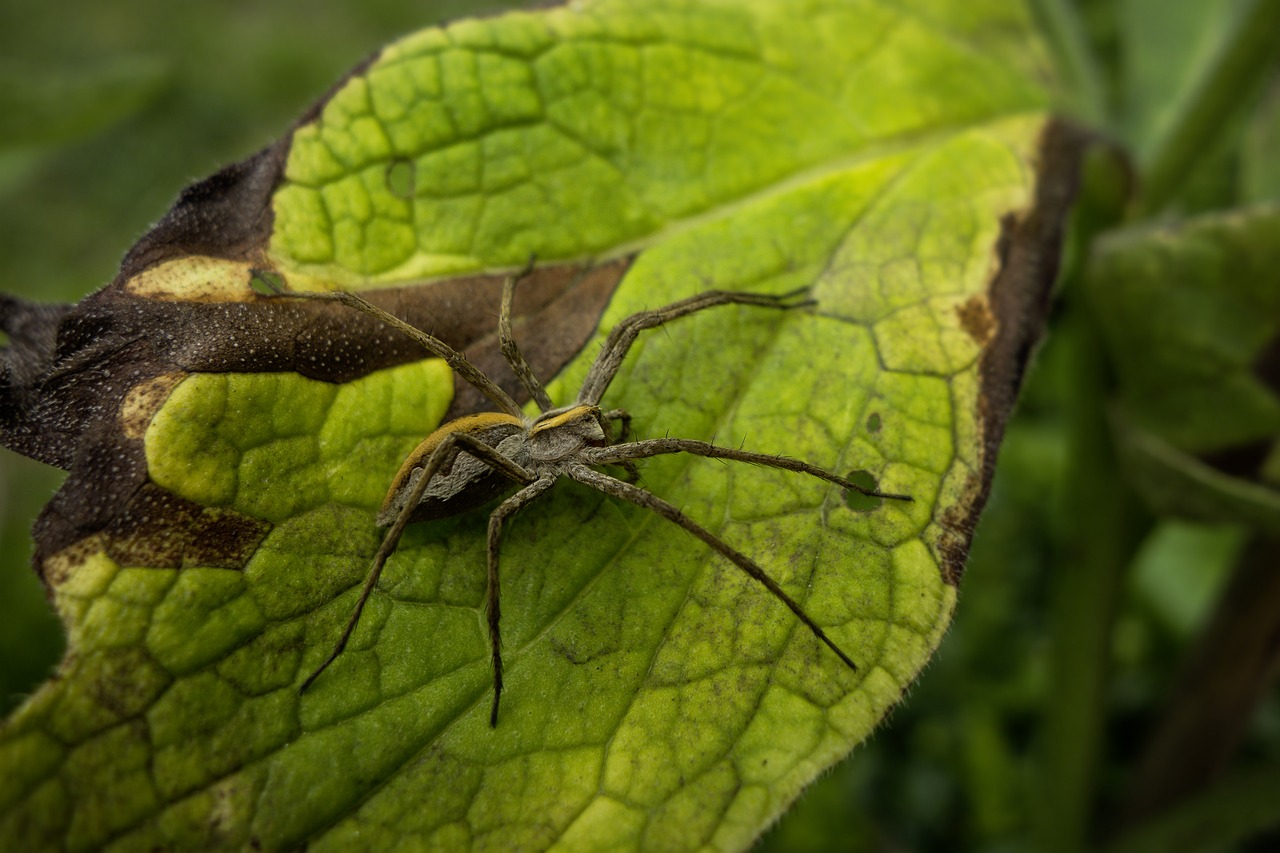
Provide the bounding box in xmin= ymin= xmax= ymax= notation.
xmin=269 ymin=266 xmax=911 ymax=726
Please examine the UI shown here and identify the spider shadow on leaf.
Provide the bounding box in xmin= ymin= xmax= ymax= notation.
xmin=264 ymin=264 xmax=911 ymax=727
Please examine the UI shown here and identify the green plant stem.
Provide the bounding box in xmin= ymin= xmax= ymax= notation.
xmin=1028 ymin=0 xmax=1108 ymax=125
xmin=1137 ymin=0 xmax=1280 ymax=215
xmin=1035 ymin=305 xmax=1151 ymax=852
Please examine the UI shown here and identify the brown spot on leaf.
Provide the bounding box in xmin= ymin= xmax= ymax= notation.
xmin=955 ymin=295 xmax=995 ymax=346
xmin=6 ymin=254 xmax=628 ymax=590
xmin=120 ymin=372 xmax=186 ymax=439
xmin=936 ymin=471 xmax=983 ymax=586
xmin=937 ymin=120 xmax=1088 ymax=584
xmin=118 ymin=143 xmax=286 ymax=276
xmin=41 ymin=534 xmax=109 ymax=590
xmin=37 ymin=476 xmax=271 ymax=592
xmin=443 ymin=258 xmax=633 ymax=419
xmin=101 ymin=483 xmax=270 ymax=571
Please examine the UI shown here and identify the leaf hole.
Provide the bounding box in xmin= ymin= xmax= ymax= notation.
xmin=866 ymin=411 xmax=881 ymax=433
xmin=386 ymin=159 xmax=415 ymax=200
xmin=248 ymin=269 xmax=286 ymax=296
xmin=843 ymin=469 xmax=883 ymax=512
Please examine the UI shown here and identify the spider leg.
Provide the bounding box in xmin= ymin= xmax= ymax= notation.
xmin=499 ymin=262 xmax=554 ymax=412
xmin=601 ymin=408 xmax=631 ymax=442
xmin=262 ymin=284 xmax=522 ymax=417
xmin=599 ymin=408 xmax=638 ymax=481
xmin=485 ymin=476 xmax=557 ymax=727
xmin=576 ymin=288 xmax=813 ymax=406
xmin=300 ymin=431 xmax=535 ymax=694
xmin=564 ymin=463 xmax=859 ymax=673
xmin=584 ymin=438 xmax=912 ymax=501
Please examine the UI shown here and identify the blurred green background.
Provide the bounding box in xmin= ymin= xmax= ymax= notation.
xmin=2 ymin=1 xmax=1279 ymax=850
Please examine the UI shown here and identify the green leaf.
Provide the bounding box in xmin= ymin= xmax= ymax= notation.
xmin=1086 ymin=204 xmax=1280 ymax=527
xmin=0 ymin=1 xmax=1071 ymax=849
xmin=1090 ymin=205 xmax=1280 ymax=452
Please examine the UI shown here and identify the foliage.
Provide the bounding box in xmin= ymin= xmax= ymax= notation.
xmin=1 ymin=0 xmax=1278 ymax=850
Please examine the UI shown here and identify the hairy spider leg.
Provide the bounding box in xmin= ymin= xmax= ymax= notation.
xmin=498 ymin=270 xmax=554 ymax=412
xmin=278 ymin=270 xmax=557 ymax=713
xmin=601 ymin=408 xmax=631 ymax=441
xmin=566 ymin=464 xmax=861 ymax=670
xmin=596 ymin=408 xmax=638 ymax=481
xmin=265 ymin=285 xmax=523 ymax=416
xmin=585 ymin=438 xmax=914 ymax=502
xmin=300 ymin=430 xmax=535 ymax=693
xmin=576 ymin=287 xmax=814 ymax=406
xmin=485 ymin=476 xmax=557 ymax=725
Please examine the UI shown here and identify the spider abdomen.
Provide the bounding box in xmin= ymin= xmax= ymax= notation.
xmin=377 ymin=413 xmax=527 ymax=526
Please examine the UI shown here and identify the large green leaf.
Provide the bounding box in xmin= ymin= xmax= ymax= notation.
xmin=1087 ymin=204 xmax=1280 ymax=529
xmin=0 ymin=1 xmax=1072 ymax=849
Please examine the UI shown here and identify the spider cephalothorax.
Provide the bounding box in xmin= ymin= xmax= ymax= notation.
xmin=271 ymin=268 xmax=910 ymax=726
xmin=376 ymin=404 xmax=620 ymax=526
